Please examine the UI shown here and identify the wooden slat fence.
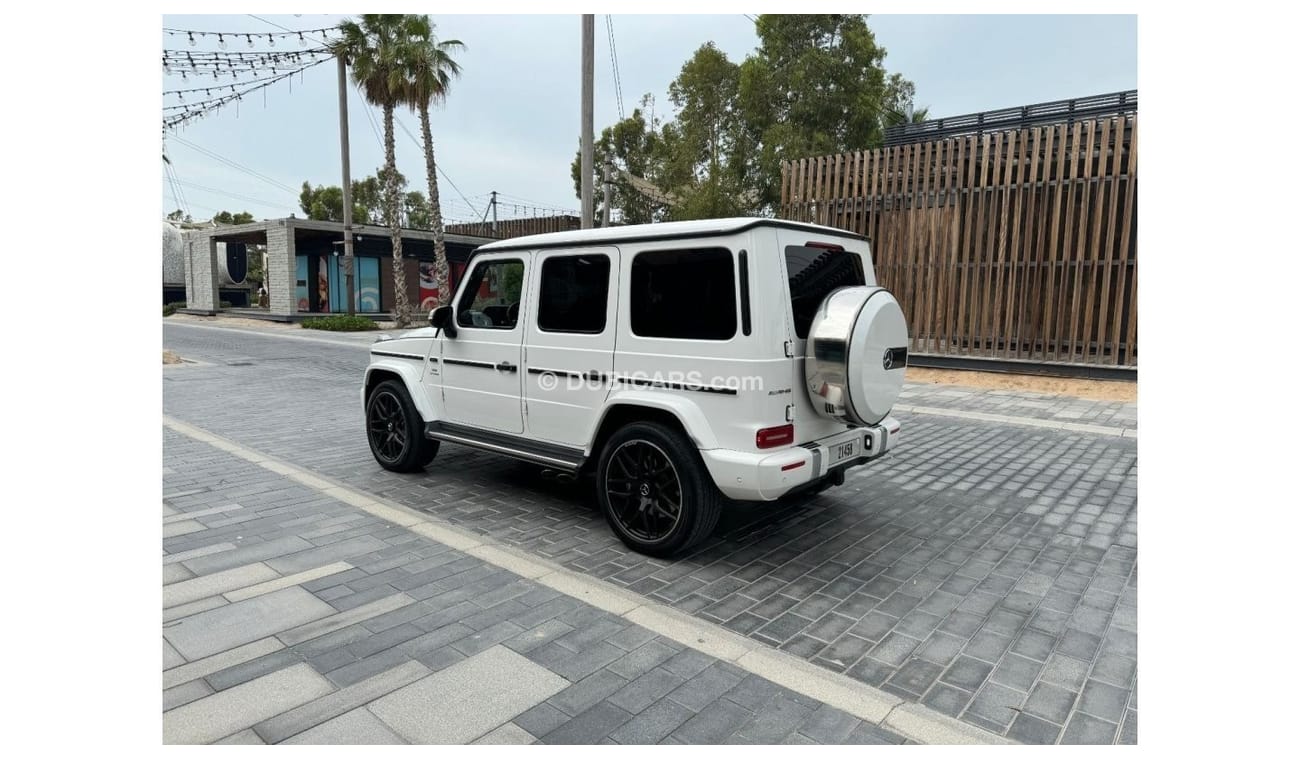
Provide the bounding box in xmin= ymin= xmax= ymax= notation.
xmin=445 ymin=215 xmax=581 ymax=240
xmin=780 ymin=115 xmax=1137 ymax=367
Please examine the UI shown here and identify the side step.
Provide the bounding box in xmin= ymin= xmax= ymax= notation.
xmin=425 ymin=421 xmax=586 ymax=472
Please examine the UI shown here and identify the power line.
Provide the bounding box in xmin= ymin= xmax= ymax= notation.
xmin=605 ymin=15 xmax=625 ymax=121
xmin=392 ymin=112 xmax=482 ymax=219
xmin=163 ymin=56 xmax=329 ymax=130
xmin=168 ymin=136 xmax=299 ymax=195
xmin=164 ymin=176 xmax=294 ymax=211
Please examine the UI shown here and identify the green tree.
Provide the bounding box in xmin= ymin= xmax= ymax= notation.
xmin=570 ymin=102 xmax=673 ymax=225
xmin=300 ymin=170 xmax=422 ymax=226
xmin=399 ymin=15 xmax=464 ymax=307
xmin=166 ymin=209 xmax=192 ymax=223
xmin=332 ymin=14 xmax=419 ymax=325
xmin=737 ymin=14 xmax=916 ymax=209
xmin=212 ymin=210 xmax=255 ymax=225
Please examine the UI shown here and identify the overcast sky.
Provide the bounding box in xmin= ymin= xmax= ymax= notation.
xmin=161 ymin=13 xmax=1136 ymax=225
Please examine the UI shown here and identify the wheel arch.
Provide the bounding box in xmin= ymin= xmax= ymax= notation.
xmin=364 ymin=362 xmax=434 ymax=422
xmin=587 ymin=393 xmax=718 ymax=461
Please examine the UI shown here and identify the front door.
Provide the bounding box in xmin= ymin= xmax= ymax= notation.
xmin=523 ymin=247 xmax=618 ymax=447
xmin=438 ymin=254 xmax=528 ymax=433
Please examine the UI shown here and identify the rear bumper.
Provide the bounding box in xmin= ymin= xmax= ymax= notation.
xmin=701 ymin=416 xmax=901 ymax=501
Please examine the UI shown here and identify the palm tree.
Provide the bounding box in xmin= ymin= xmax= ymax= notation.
xmin=399 ymin=16 xmax=464 ymax=308
xmin=331 ymin=15 xmax=414 ymax=326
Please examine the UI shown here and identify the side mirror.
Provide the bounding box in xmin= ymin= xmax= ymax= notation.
xmin=430 ymin=305 xmax=456 ymax=338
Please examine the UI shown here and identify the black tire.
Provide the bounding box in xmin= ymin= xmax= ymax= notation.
xmin=596 ymin=421 xmax=722 ymax=557
xmin=365 ymin=380 xmax=439 ymax=472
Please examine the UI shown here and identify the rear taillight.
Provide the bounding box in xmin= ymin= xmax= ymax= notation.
xmin=756 ymin=424 xmax=795 ymax=449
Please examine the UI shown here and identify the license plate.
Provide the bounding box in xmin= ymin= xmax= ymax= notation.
xmin=828 ymin=437 xmax=860 ymax=467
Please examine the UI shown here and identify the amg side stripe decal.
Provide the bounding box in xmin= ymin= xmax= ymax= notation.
xmin=371 ymin=350 xmax=425 ymax=360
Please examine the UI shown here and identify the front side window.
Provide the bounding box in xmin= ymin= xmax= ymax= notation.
xmin=538 ymin=254 xmax=611 ymax=333
xmin=630 ymin=248 xmax=736 ymax=340
xmin=786 ymin=244 xmax=866 ymax=338
xmin=457 ymin=258 xmax=525 ymax=328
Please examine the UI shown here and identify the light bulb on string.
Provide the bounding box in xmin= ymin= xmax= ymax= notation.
xmin=298 ymin=32 xmax=305 ymax=47
xmin=217 ymin=34 xmax=226 ymax=50
xmin=188 ymin=32 xmax=196 ymax=46
xmin=267 ymin=34 xmax=275 ymax=47
xmin=246 ymin=34 xmax=254 ymax=48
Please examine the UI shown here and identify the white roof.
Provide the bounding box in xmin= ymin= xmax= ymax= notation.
xmin=475 ymin=217 xmax=863 ymax=252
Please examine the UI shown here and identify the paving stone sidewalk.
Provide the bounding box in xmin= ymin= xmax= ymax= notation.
xmin=164 ymin=323 xmax=1137 ymax=744
xmin=897 ymin=383 xmax=1136 ymax=430
xmin=163 ymin=427 xmax=920 ymax=745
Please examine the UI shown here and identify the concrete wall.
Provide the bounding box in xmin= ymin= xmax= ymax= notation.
xmin=182 ymin=229 xmax=219 ymax=313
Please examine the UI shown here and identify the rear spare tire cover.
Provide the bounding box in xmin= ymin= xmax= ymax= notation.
xmin=804 ymin=286 xmax=908 ymax=425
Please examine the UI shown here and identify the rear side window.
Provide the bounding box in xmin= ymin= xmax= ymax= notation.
xmin=786 ymin=244 xmax=866 ymax=338
xmin=538 ymin=254 xmax=611 ymax=333
xmin=631 ymin=248 xmax=736 ymax=340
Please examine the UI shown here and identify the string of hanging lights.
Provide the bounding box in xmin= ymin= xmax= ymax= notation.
xmin=162 ymin=27 xmax=336 ymax=49
xmin=162 ymin=55 xmax=330 ymax=131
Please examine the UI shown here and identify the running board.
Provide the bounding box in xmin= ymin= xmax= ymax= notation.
xmin=425 ymin=421 xmax=586 ymax=472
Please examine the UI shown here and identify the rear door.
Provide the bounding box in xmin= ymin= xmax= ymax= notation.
xmin=439 ymin=253 xmax=529 ymax=433
xmin=523 ymin=247 xmax=618 ymax=447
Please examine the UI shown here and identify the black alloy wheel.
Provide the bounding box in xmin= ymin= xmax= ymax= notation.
xmin=596 ymin=421 xmax=722 ymax=557
xmin=605 ymin=440 xmax=683 ymax=542
xmin=365 ymin=380 xmax=439 ymax=472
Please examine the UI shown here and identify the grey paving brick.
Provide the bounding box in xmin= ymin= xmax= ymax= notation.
xmin=989 ymin=653 xmax=1044 ymax=692
xmin=266 ymin=535 xmax=389 ymax=575
xmin=664 ymin=662 xmax=745 ymax=711
xmin=528 ymin=640 xmax=625 ymax=682
xmin=165 ymin=587 xmax=335 ymax=661
xmin=796 ymin=704 xmax=861 ymax=744
xmin=1024 ymin=681 xmax=1078 ymax=724
xmin=1061 ymin=711 xmax=1119 ymax=744
xmin=1119 ymin=709 xmax=1137 ymax=745
xmin=163 ymin=679 xmax=214 ymax=712
xmin=205 ymin=648 xmax=306 ymax=692
xmin=886 ymin=657 xmax=943 ymax=698
xmin=283 ymin=707 xmax=407 ymax=744
xmin=1091 ymin=653 xmax=1136 ymax=688
xmin=1041 ymin=653 xmax=1090 ymax=691
xmin=473 ymin=722 xmax=537 ymax=745
xmin=1007 ymin=711 xmax=1063 ymax=745
xmin=964 ymin=681 xmax=1027 ymax=730
xmin=670 ymin=696 xmax=752 ymax=743
xmin=541 ymin=700 xmax=633 ymax=744
xmin=549 ymin=669 xmax=629 ymax=717
xmin=844 ymin=722 xmax=906 ymax=744
xmin=346 ymin=623 xmax=425 ymax=660
xmin=255 ymin=660 xmax=430 ymax=743
xmin=608 ymin=696 xmax=695 ymax=745
xmin=369 ymin=645 xmax=570 ymax=744
xmin=277 ymin=593 xmax=415 ymax=646
xmin=164 ymin=663 xmax=335 ymax=744
xmin=660 ymin=647 xmax=714 ymax=679
xmin=607 ymin=666 xmax=686 ymax=714
xmin=920 ymin=682 xmax=973 ymax=718
xmin=182 ymin=535 xmax=314 ymax=576
xmin=450 ymin=619 xmax=527 ymax=657
xmin=503 ymin=618 xmax=577 ymax=655
xmin=1078 ymin=678 xmax=1129 ymax=723
xmin=514 ymin=702 xmax=571 ymax=738
xmin=733 ymin=695 xmax=813 ymax=743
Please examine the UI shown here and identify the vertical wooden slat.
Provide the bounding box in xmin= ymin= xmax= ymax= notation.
xmin=1113 ymin=117 xmax=1138 ymax=364
xmin=1095 ymin=116 xmax=1124 ymax=364
xmin=990 ymin=131 xmax=1014 ymax=358
xmin=1002 ymin=127 xmax=1028 ymax=358
xmin=954 ymin=135 xmax=978 ymax=357
xmin=1079 ymin=118 xmax=1111 ymax=364
xmin=1053 ymin=123 xmax=1082 ymax=362
xmin=927 ymin=138 xmax=951 ymax=355
xmin=1066 ymin=122 xmax=1098 ymax=361
xmin=1015 ymin=126 xmax=1043 ymax=360
xmin=903 ymin=141 xmax=925 ymax=342
xmin=971 ymin=134 xmax=993 ymax=355
xmin=1025 ymin=125 xmax=1055 ymax=360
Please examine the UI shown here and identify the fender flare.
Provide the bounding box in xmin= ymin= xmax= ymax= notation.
xmin=364 ymin=360 xmax=435 ymax=423
xmin=591 ymin=390 xmax=720 ymax=453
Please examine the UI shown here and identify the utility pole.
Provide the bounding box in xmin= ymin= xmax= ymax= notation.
xmin=490 ymin=190 xmax=498 ymax=234
xmin=580 ymin=14 xmax=594 ymax=229
xmin=337 ymin=55 xmax=356 ymax=316
xmin=601 ymin=160 xmax=612 ymax=228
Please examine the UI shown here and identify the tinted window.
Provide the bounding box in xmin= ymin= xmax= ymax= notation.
xmin=538 ymin=254 xmax=611 ymax=333
xmin=457 ymin=258 xmax=524 ymax=328
xmin=786 ymin=245 xmax=866 ymax=338
xmin=631 ymin=248 xmax=736 ymax=340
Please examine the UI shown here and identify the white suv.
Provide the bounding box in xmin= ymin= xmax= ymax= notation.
xmin=361 ymin=218 xmax=908 ymax=556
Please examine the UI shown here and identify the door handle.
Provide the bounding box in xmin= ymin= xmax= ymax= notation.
xmin=496 ymin=361 xmax=517 ymax=373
